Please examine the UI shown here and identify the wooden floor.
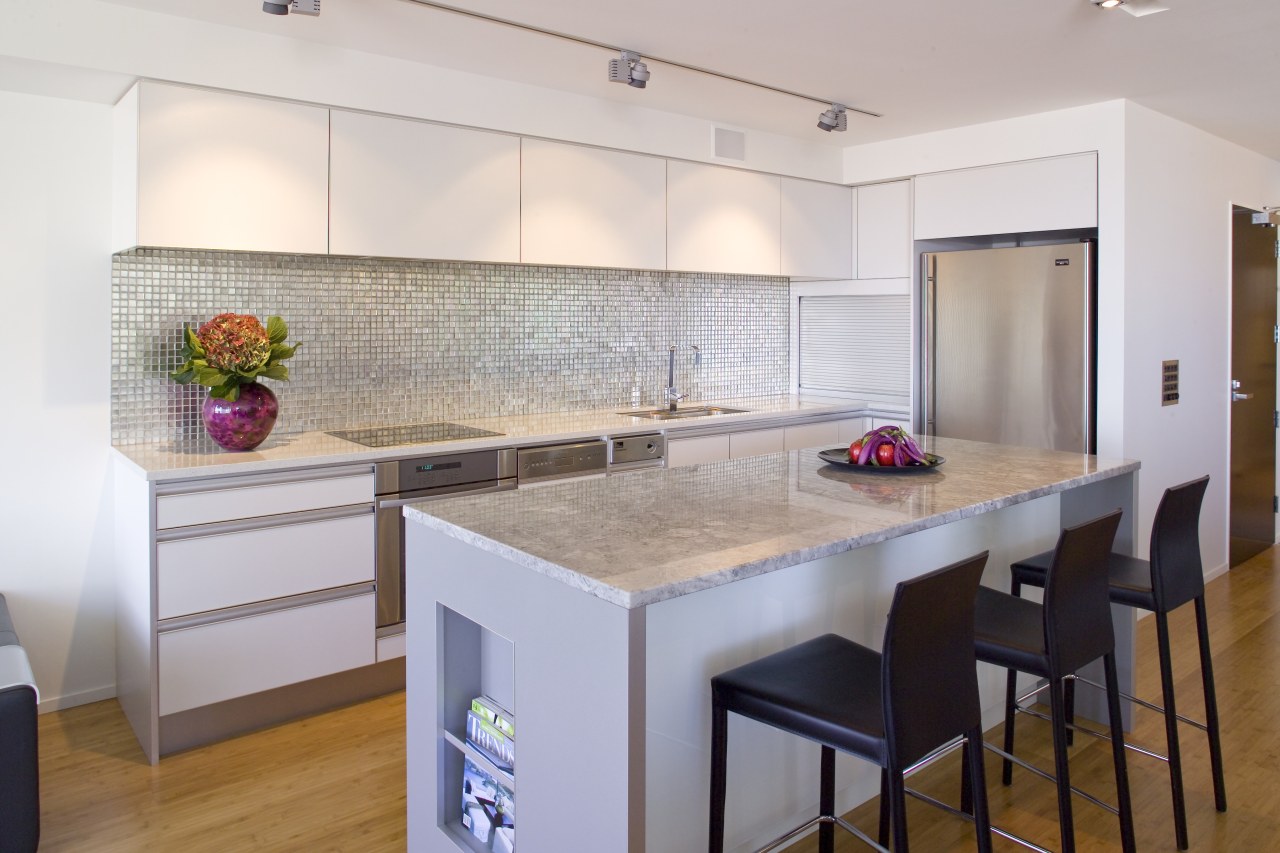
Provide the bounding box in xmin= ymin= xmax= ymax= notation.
xmin=34 ymin=547 xmax=1280 ymax=851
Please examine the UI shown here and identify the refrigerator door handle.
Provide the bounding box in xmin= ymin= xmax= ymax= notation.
xmin=921 ymin=253 xmax=937 ymax=436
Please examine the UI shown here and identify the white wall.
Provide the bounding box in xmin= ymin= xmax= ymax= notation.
xmin=842 ymin=101 xmax=1280 ymax=578
xmin=1122 ymin=102 xmax=1280 ymax=576
xmin=0 ymin=90 xmax=115 ymax=710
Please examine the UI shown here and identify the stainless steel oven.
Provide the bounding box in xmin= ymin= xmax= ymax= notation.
xmin=374 ymin=448 xmax=517 ymax=637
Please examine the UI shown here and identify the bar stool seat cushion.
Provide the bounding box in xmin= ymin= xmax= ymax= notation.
xmin=711 ymin=633 xmax=887 ymax=764
xmin=1011 ymin=550 xmax=1156 ymax=611
xmin=973 ymin=586 xmax=1048 ymax=676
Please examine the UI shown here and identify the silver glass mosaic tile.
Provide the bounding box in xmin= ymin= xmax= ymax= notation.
xmin=111 ymin=249 xmax=790 ymax=446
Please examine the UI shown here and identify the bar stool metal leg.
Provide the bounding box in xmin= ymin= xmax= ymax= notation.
xmin=1196 ymin=595 xmax=1228 ymax=813
xmin=1104 ymin=652 xmax=1138 ymax=853
xmin=1155 ymin=609 xmax=1190 ymax=849
xmin=709 ymin=702 xmax=728 ymax=853
xmin=819 ymin=746 xmax=835 ymax=853
xmin=1046 ymin=677 xmax=1076 ymax=852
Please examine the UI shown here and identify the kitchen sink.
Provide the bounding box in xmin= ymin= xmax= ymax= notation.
xmin=618 ymin=406 xmax=749 ymax=421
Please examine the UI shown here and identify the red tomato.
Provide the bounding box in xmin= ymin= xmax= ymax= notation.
xmin=849 ymin=439 xmax=864 ymax=461
xmin=875 ymin=442 xmax=896 ymax=467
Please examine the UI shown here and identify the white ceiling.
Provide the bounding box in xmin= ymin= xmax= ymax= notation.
xmin=98 ymin=0 xmax=1280 ymax=159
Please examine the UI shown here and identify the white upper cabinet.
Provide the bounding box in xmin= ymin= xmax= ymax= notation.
xmin=856 ymin=180 xmax=913 ymax=279
xmin=667 ymin=161 xmax=781 ymax=275
xmin=913 ymin=153 xmax=1098 ymax=239
xmin=521 ymin=139 xmax=666 ymax=270
xmin=114 ymin=82 xmax=329 ymax=254
xmin=780 ymin=178 xmax=854 ymax=280
xmin=329 ymin=111 xmax=520 ymax=262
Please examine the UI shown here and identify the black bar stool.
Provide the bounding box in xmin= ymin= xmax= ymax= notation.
xmin=973 ymin=509 xmax=1137 ymax=853
xmin=708 ymin=553 xmax=993 ymax=853
xmin=1008 ymin=475 xmax=1224 ymax=850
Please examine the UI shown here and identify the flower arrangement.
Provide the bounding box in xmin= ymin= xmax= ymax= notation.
xmin=171 ymin=313 xmax=301 ymax=401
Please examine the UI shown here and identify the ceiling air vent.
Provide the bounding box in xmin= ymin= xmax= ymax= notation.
xmin=713 ymin=127 xmax=746 ymax=162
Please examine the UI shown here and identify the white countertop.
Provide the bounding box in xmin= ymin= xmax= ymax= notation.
xmin=404 ymin=437 xmax=1140 ymax=609
xmin=111 ymin=393 xmax=902 ymax=481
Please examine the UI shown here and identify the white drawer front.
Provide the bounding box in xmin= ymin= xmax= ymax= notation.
xmin=666 ymin=435 xmax=731 ymax=468
xmin=158 ymin=593 xmax=375 ymax=716
xmin=158 ymin=514 xmax=374 ymax=619
xmin=157 ymin=472 xmax=373 ymax=529
xmin=729 ymin=428 xmax=785 ymax=459
xmin=784 ymin=421 xmax=841 ymax=451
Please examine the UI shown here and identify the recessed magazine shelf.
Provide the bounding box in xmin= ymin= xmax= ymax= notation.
xmin=442 ymin=729 xmax=514 ymax=787
xmin=438 ymin=605 xmax=515 ymax=852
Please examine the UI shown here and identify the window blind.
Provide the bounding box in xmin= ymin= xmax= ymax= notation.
xmin=798 ymin=294 xmax=911 ymax=400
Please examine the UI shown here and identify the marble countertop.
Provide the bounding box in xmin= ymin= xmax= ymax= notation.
xmin=112 ymin=393 xmax=905 ymax=481
xmin=405 ymin=437 xmax=1140 ymax=609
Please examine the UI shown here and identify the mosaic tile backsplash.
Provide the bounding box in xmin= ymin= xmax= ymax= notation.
xmin=111 ymin=250 xmax=790 ymax=445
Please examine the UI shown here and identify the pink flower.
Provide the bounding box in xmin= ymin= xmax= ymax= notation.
xmin=198 ymin=313 xmax=271 ymax=373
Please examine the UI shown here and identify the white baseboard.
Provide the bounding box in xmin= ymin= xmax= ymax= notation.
xmin=38 ymin=683 xmax=116 ymax=714
xmin=1204 ymin=561 xmax=1230 ymax=585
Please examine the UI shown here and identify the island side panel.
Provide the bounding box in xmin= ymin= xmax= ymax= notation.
xmin=406 ymin=523 xmax=645 ymax=853
xmin=643 ymin=493 xmax=1062 ymax=853
xmin=1060 ymin=469 xmax=1139 ymax=727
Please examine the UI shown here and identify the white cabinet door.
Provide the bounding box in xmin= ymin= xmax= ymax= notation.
xmin=521 ymin=139 xmax=665 ymax=270
xmin=784 ymin=421 xmax=842 ymax=451
xmin=667 ymin=161 xmax=781 ymax=275
xmin=729 ymin=428 xmax=785 ymax=459
xmin=158 ymin=592 xmax=375 ymax=716
xmin=329 ymin=111 xmax=520 ymax=262
xmin=856 ymin=180 xmax=913 ymax=279
xmin=781 ymin=178 xmax=853 ymax=280
xmin=125 ymin=82 xmax=329 ymax=254
xmin=666 ymin=435 xmax=731 ymax=467
xmin=913 ymin=153 xmax=1097 ymax=239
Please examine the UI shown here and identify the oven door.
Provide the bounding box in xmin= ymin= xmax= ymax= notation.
xmin=374 ymin=479 xmax=517 ymax=633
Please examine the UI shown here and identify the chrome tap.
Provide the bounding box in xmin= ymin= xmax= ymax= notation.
xmin=664 ymin=345 xmax=701 ymax=411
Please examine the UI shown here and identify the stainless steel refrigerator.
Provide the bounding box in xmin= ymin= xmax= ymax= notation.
xmin=921 ymin=242 xmax=1095 ymax=452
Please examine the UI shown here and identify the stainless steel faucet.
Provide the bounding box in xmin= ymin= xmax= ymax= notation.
xmin=664 ymin=345 xmax=701 ymax=411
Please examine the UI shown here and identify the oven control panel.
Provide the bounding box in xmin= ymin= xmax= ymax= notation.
xmin=517 ymin=441 xmax=608 ymax=485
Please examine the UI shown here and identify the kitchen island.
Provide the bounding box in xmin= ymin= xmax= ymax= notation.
xmin=405 ymin=437 xmax=1139 ymax=853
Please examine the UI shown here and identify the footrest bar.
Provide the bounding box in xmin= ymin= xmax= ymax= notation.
xmin=752 ymin=814 xmax=888 ymax=853
xmin=1014 ymin=703 xmax=1169 ymax=762
xmin=904 ymin=787 xmax=1053 ymax=853
xmin=981 ymin=740 xmax=1120 ymax=816
xmin=1067 ymin=674 xmax=1210 ymax=732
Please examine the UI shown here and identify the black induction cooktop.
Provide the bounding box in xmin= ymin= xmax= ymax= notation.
xmin=328 ymin=422 xmax=504 ymax=448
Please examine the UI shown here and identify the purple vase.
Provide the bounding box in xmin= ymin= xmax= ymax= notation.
xmin=202 ymin=382 xmax=279 ymax=451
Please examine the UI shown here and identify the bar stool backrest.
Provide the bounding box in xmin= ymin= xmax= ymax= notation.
xmin=1150 ymin=475 xmax=1210 ymax=613
xmin=1044 ymin=509 xmax=1123 ymax=676
xmin=882 ymin=551 xmax=989 ymax=768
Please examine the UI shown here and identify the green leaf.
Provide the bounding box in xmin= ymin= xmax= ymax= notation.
xmin=209 ymin=382 xmax=241 ymax=401
xmin=184 ymin=326 xmax=205 ymax=356
xmin=270 ymin=342 xmax=300 ymax=362
xmin=195 ymin=366 xmax=231 ymax=387
xmin=266 ymin=316 xmax=288 ymax=344
xmin=259 ymin=364 xmax=289 ymax=381
xmin=170 ymin=367 xmax=197 ymax=384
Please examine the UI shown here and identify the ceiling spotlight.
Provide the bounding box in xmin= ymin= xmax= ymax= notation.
xmin=609 ymin=50 xmax=650 ymax=89
xmin=1093 ymin=0 xmax=1123 ymax=6
xmin=263 ymin=0 xmax=320 ymax=15
xmin=817 ymin=104 xmax=848 ymax=132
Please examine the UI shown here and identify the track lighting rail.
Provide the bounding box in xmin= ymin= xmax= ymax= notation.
xmin=398 ymin=0 xmax=880 ymax=120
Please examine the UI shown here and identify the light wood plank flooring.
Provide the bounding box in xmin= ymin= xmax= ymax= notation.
xmin=34 ymin=548 xmax=1279 ymax=851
